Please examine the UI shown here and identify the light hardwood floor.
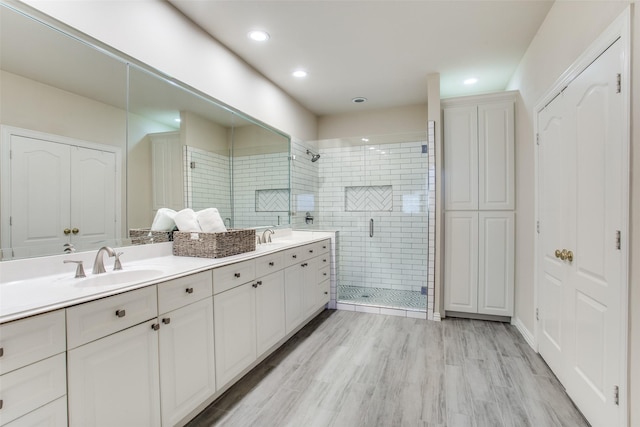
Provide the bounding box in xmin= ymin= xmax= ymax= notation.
xmin=187 ymin=310 xmax=589 ymax=427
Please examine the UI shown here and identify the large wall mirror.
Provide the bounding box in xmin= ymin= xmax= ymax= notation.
xmin=0 ymin=3 xmax=290 ymax=260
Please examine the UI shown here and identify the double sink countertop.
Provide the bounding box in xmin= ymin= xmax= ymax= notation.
xmin=0 ymin=230 xmax=334 ymax=324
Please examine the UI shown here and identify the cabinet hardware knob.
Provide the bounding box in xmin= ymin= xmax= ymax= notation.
xmin=115 ymin=309 xmax=126 ymax=318
xmin=162 ymin=318 xmax=171 ymax=325
xmin=185 ymin=287 xmax=194 ymax=294
xmin=0 ymin=347 xmax=3 ymax=357
xmin=324 ymin=292 xmax=328 ymax=295
xmin=63 ymin=228 xmax=71 ymax=235
xmin=301 ymin=263 xmax=308 ymax=267
xmin=323 ymin=259 xmax=327 ymax=262
xmin=555 ymin=249 xmax=562 ymax=259
xmin=151 ymin=323 xmax=160 ymax=331
xmin=292 ymin=254 xmax=297 ymax=259
xmin=0 ymin=399 xmax=3 ymax=410
xmin=323 ymin=245 xmax=327 ymax=249
xmin=323 ymin=273 xmax=327 ymax=276
xmin=269 ymin=262 xmax=275 ymax=266
xmin=234 ymin=273 xmax=241 ymax=278
xmin=309 ymin=250 xmax=314 ymax=253
xmin=257 ymin=281 xmax=263 ymax=286
xmin=72 ymin=227 xmax=79 ymax=235
xmin=252 ymin=283 xmax=258 ymax=288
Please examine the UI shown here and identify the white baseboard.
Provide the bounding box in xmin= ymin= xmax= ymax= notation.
xmin=432 ymin=311 xmax=441 ymax=322
xmin=512 ymin=316 xmax=536 ymax=350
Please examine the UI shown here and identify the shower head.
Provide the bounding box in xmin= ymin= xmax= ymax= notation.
xmin=306 ymin=149 xmax=321 ymax=162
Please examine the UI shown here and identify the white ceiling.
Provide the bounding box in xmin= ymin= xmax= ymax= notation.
xmin=169 ymin=0 xmax=554 ymax=116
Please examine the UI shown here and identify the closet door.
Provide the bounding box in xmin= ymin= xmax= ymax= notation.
xmin=9 ymin=135 xmax=71 ymax=258
xmin=444 ymin=211 xmax=478 ymax=313
xmin=478 ymin=102 xmax=514 ymax=210
xmin=443 ymin=106 xmax=478 ymax=211
xmin=70 ymin=146 xmax=117 ymax=250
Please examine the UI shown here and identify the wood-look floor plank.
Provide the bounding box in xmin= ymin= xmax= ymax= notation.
xmin=186 ymin=310 xmax=588 ymax=427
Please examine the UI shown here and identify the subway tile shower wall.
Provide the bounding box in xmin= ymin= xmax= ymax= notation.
xmin=184 ymin=146 xmax=232 ymax=220
xmin=291 ymin=141 xmax=321 ymax=229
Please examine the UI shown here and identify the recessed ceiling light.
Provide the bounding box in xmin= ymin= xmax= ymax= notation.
xmin=464 ymin=78 xmax=478 ymax=85
xmin=292 ymin=70 xmax=308 ymax=78
xmin=248 ymin=30 xmax=270 ymax=42
xmin=362 ymin=138 xmax=369 ymax=142
xmin=352 ymin=97 xmax=367 ymax=104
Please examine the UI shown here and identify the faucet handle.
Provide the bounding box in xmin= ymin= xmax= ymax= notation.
xmin=63 ymin=243 xmax=76 ymax=253
xmin=113 ymin=252 xmax=124 ymax=271
xmin=64 ymin=260 xmax=86 ymax=278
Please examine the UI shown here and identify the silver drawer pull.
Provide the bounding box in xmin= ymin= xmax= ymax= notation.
xmin=151 ymin=323 xmax=160 ymax=331
xmin=185 ymin=287 xmax=194 ymax=294
xmin=0 ymin=347 xmax=3 ymax=357
xmin=115 ymin=309 xmax=126 ymax=318
xmin=269 ymin=262 xmax=275 ymax=266
xmin=162 ymin=318 xmax=171 ymax=325
xmin=234 ymin=273 xmax=241 ymax=278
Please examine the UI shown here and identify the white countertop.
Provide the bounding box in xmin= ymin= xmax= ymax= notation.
xmin=0 ymin=230 xmax=334 ymax=324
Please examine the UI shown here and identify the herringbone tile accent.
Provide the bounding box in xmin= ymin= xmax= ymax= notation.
xmin=345 ymin=185 xmax=392 ymax=211
xmin=255 ymin=189 xmax=289 ymax=212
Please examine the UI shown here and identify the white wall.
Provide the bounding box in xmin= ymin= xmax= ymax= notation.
xmin=21 ymin=0 xmax=318 ymax=142
xmin=506 ymin=2 xmax=637 ymax=424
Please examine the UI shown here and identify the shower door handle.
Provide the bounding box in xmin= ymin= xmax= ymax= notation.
xmin=369 ymin=218 xmax=374 ymax=237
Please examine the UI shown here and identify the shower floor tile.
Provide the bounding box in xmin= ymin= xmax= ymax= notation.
xmin=337 ymin=284 xmax=426 ymax=312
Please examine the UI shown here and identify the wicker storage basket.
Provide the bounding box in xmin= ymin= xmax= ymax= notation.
xmin=129 ymin=228 xmax=173 ymax=245
xmin=172 ymin=229 xmax=256 ymax=258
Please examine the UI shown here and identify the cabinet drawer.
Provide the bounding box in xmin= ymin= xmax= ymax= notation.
xmin=158 ymin=271 xmax=213 ymax=314
xmin=255 ymin=252 xmax=284 ymax=277
xmin=213 ymin=259 xmax=256 ymax=295
xmin=3 ymin=396 xmax=67 ymax=427
xmin=66 ymin=286 xmax=158 ymax=349
xmin=318 ymin=279 xmax=330 ymax=306
xmin=318 ymin=265 xmax=330 ymax=282
xmin=314 ymin=240 xmax=330 ymax=255
xmin=282 ymin=245 xmax=312 ymax=267
xmin=0 ymin=310 xmax=65 ymax=375
xmin=0 ymin=353 xmax=66 ymax=426
xmin=318 ymin=253 xmax=330 ymax=269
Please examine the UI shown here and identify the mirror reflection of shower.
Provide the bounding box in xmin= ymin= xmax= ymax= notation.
xmin=306 ymin=149 xmax=321 ymax=162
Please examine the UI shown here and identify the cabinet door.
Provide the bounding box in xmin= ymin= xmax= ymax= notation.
xmin=255 ymin=270 xmax=286 ymax=356
xmin=444 ymin=106 xmax=478 ymax=210
xmin=159 ymin=297 xmax=216 ymax=426
xmin=214 ymin=283 xmax=256 ymax=387
xmin=284 ymin=264 xmax=304 ymax=334
xmin=151 ymin=132 xmax=183 ymax=211
xmin=302 ymin=258 xmax=319 ymax=318
xmin=444 ymin=211 xmax=479 ymax=313
xmin=70 ymin=146 xmax=117 ymax=251
xmin=67 ymin=320 xmax=161 ymax=427
xmin=478 ymin=212 xmax=514 ymax=316
xmin=478 ymin=102 xmax=514 ymax=210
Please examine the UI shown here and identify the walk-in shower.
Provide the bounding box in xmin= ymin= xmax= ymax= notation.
xmin=293 ymin=128 xmax=436 ymax=316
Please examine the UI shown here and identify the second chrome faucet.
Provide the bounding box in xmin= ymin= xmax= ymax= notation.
xmin=92 ymin=246 xmax=115 ymax=274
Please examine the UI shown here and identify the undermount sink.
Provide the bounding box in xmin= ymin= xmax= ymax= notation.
xmin=72 ymin=269 xmax=165 ymax=288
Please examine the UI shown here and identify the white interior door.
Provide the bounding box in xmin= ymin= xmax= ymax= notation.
xmin=70 ymin=146 xmax=117 ymax=250
xmin=9 ymin=136 xmax=71 ymax=258
xmin=537 ymin=39 xmax=624 ymax=427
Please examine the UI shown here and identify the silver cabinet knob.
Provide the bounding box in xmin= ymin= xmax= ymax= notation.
xmin=185 ymin=287 xmax=194 ymax=294
xmin=309 ymin=249 xmax=314 ymax=253
xmin=115 ymin=309 xmax=126 ymax=318
xmin=162 ymin=318 xmax=171 ymax=325
xmin=151 ymin=323 xmax=160 ymax=331
xmin=324 ymin=292 xmax=328 ymax=295
xmin=257 ymin=281 xmax=263 ymax=286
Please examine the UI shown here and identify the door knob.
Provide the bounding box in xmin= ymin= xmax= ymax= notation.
xmin=72 ymin=228 xmax=79 ymax=234
xmin=566 ymin=250 xmax=574 ymax=262
xmin=555 ymin=249 xmax=562 ymax=259
xmin=64 ymin=228 xmax=71 ymax=235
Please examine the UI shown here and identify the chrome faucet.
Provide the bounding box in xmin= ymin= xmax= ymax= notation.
xmin=93 ymin=246 xmax=116 ymax=274
xmin=261 ymin=228 xmax=275 ymax=244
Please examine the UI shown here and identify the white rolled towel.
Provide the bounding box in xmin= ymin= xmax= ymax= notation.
xmin=150 ymin=208 xmax=177 ymax=232
xmin=197 ymin=208 xmax=227 ymax=233
xmin=174 ymin=208 xmax=202 ymax=232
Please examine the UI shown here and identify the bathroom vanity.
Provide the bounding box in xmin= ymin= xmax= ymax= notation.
xmin=0 ymin=232 xmax=334 ymax=427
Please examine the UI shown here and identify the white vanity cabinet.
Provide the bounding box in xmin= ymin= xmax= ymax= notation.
xmin=0 ymin=310 xmax=67 ymax=426
xmin=157 ymin=272 xmax=215 ymax=427
xmin=66 ymin=287 xmax=161 ymax=427
xmin=443 ymin=93 xmax=515 ymax=318
xmin=213 ymin=264 xmax=286 ymax=388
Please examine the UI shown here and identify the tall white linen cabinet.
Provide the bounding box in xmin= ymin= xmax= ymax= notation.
xmin=443 ymin=92 xmax=515 ymax=318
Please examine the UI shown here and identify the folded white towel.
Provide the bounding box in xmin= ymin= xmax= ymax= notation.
xmin=197 ymin=208 xmax=227 ymax=233
xmin=174 ymin=208 xmax=202 ymax=232
xmin=150 ymin=208 xmax=177 ymax=232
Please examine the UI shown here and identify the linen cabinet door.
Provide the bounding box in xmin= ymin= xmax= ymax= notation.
xmin=443 ymin=105 xmax=478 ymax=211
xmin=159 ymin=297 xmax=216 ymax=426
xmin=67 ymin=320 xmax=161 ymax=427
xmin=255 ymin=270 xmax=286 ymax=356
xmin=478 ymin=102 xmax=515 ymax=210
xmin=214 ymin=283 xmax=256 ymax=388
xmin=478 ymin=211 xmax=514 ymax=316
xmin=444 ymin=211 xmax=479 ymax=313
